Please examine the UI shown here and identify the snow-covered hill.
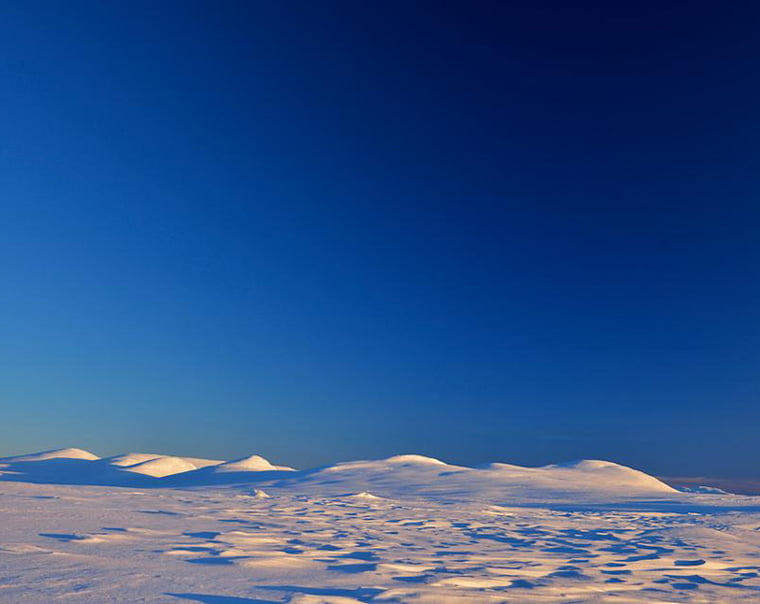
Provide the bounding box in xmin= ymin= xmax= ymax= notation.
xmin=1 ymin=447 xmax=676 ymax=501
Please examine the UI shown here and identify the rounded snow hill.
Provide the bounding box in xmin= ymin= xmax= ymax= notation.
xmin=323 ymin=455 xmax=448 ymax=473
xmin=347 ymin=491 xmax=383 ymax=500
xmin=291 ymin=455 xmax=679 ymax=501
xmin=105 ymin=453 xmax=222 ymax=470
xmin=212 ymin=455 xmax=293 ymax=473
xmin=121 ymin=456 xmax=199 ymax=478
xmin=540 ymin=460 xmax=677 ymax=493
xmin=0 ymin=448 xmax=100 ymax=462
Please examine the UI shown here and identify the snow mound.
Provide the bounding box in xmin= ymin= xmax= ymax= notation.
xmin=299 ymin=456 xmax=676 ymax=500
xmin=213 ymin=455 xmax=276 ymax=473
xmin=106 ymin=453 xmax=222 ymax=469
xmin=320 ymin=455 xmax=448 ymax=474
xmin=347 ymin=491 xmax=383 ymax=500
xmin=121 ymin=456 xmax=198 ymax=478
xmin=205 ymin=454 xmax=294 ymax=473
xmin=0 ymin=448 xmax=100 ymax=462
xmin=541 ymin=459 xmax=675 ymax=493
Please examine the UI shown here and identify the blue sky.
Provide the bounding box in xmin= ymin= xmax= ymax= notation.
xmin=1 ymin=1 xmax=759 ymax=477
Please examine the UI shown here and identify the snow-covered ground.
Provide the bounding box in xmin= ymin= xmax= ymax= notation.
xmin=1 ymin=449 xmax=759 ymax=603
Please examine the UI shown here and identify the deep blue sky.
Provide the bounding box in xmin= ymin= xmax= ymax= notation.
xmin=2 ymin=1 xmax=759 ymax=477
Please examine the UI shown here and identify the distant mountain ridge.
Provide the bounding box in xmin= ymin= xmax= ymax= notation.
xmin=0 ymin=447 xmax=687 ymax=503
xmin=660 ymin=475 xmax=760 ymax=496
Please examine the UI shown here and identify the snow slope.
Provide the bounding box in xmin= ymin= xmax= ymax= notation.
xmin=211 ymin=454 xmax=294 ymax=472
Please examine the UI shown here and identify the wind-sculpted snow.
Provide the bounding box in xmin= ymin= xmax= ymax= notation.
xmin=1 ymin=448 xmax=759 ymax=603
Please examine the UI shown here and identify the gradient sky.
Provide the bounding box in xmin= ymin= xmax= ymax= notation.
xmin=2 ymin=1 xmax=759 ymax=477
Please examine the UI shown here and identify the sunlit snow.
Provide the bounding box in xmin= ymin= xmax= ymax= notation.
xmin=1 ymin=448 xmax=758 ymax=602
